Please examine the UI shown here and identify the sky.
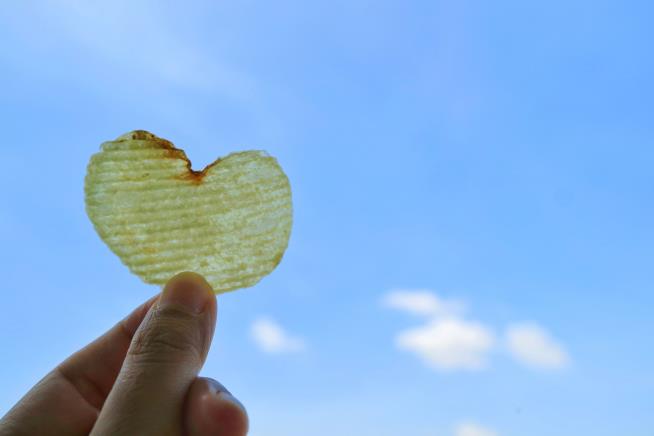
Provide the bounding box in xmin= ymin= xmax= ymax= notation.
xmin=1 ymin=1 xmax=653 ymax=435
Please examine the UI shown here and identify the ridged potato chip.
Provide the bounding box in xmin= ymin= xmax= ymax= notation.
xmin=85 ymin=130 xmax=292 ymax=293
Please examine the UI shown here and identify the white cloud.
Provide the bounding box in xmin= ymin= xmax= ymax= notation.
xmin=251 ymin=318 xmax=305 ymax=354
xmin=455 ymin=422 xmax=498 ymax=436
xmin=384 ymin=290 xmax=570 ymax=373
xmin=505 ymin=323 xmax=570 ymax=369
xmin=382 ymin=289 xmax=465 ymax=318
xmin=395 ymin=318 xmax=495 ymax=370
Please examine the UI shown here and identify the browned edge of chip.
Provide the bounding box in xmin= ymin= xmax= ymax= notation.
xmin=116 ymin=130 xmax=224 ymax=185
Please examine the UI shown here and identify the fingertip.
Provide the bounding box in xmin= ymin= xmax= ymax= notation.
xmin=161 ymin=272 xmax=215 ymax=315
xmin=166 ymin=271 xmax=213 ymax=294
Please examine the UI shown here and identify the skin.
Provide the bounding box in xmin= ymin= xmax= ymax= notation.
xmin=0 ymin=272 xmax=249 ymax=436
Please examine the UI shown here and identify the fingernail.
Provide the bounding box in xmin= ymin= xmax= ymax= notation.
xmin=216 ymin=391 xmax=247 ymax=415
xmin=207 ymin=379 xmax=246 ymax=415
xmin=160 ymin=272 xmax=213 ymax=314
xmin=208 ymin=379 xmax=231 ymax=395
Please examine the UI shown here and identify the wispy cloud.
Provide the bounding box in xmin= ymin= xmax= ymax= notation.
xmin=396 ymin=318 xmax=495 ymax=370
xmin=33 ymin=0 xmax=254 ymax=98
xmin=251 ymin=317 xmax=305 ymax=354
xmin=382 ymin=289 xmax=464 ymax=318
xmin=454 ymin=422 xmax=498 ymax=436
xmin=505 ymin=323 xmax=570 ymax=370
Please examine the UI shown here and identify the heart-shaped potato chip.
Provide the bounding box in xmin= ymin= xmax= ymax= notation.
xmin=85 ymin=130 xmax=292 ymax=293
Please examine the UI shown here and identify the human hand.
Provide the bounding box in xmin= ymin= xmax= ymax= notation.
xmin=0 ymin=272 xmax=248 ymax=436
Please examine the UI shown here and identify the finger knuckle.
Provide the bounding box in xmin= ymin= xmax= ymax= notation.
xmin=128 ymin=305 xmax=204 ymax=366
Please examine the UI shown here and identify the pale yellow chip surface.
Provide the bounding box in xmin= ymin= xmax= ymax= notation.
xmin=84 ymin=130 xmax=292 ymax=293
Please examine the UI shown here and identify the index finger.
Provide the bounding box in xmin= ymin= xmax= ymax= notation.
xmin=57 ymin=294 xmax=159 ymax=409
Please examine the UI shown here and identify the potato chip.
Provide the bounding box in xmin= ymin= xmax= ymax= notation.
xmin=84 ymin=130 xmax=292 ymax=293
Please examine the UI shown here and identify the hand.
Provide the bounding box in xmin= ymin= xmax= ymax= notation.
xmin=0 ymin=272 xmax=248 ymax=436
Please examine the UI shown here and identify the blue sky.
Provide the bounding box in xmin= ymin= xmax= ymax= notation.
xmin=1 ymin=1 xmax=653 ymax=435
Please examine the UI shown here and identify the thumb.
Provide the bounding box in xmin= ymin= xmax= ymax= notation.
xmin=91 ymin=272 xmax=217 ymax=436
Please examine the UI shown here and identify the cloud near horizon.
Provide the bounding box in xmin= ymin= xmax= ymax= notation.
xmin=455 ymin=422 xmax=498 ymax=436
